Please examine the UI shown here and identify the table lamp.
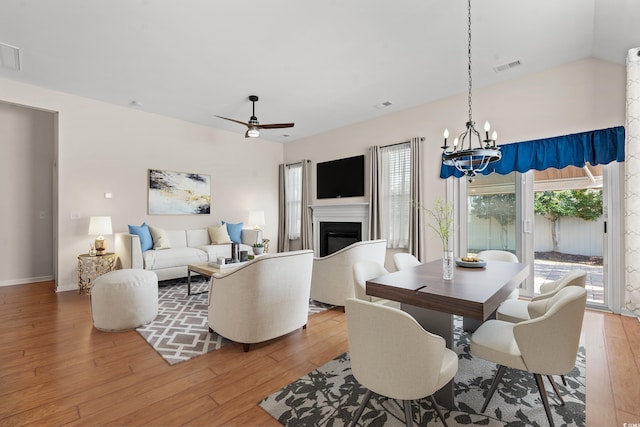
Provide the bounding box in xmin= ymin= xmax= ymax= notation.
xmin=88 ymin=216 xmax=113 ymax=256
xmin=248 ymin=210 xmax=265 ymax=229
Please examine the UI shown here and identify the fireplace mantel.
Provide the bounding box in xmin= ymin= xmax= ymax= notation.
xmin=310 ymin=203 xmax=369 ymax=256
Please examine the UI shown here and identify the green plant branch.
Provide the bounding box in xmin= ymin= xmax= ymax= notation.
xmin=418 ymin=198 xmax=454 ymax=252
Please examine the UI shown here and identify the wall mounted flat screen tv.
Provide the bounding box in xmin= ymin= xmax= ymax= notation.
xmin=316 ymin=155 xmax=365 ymax=199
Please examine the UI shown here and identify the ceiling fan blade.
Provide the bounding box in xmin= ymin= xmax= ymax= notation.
xmin=257 ymin=123 xmax=295 ymax=129
xmin=215 ymin=115 xmax=250 ymax=127
xmin=216 ymin=97 xmax=293 ymax=135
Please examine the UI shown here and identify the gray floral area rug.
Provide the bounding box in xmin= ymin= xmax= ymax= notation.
xmin=136 ymin=276 xmax=333 ymax=365
xmin=259 ymin=318 xmax=586 ymax=426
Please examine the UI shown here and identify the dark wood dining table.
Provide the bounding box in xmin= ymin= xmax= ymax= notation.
xmin=366 ymin=258 xmax=530 ymax=409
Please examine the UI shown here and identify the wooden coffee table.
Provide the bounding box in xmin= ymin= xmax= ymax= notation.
xmin=186 ymin=261 xmax=251 ymax=295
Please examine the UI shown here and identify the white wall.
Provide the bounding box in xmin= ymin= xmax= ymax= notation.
xmin=284 ymin=58 xmax=626 ymax=265
xmin=0 ymin=78 xmax=283 ymax=291
xmin=0 ymin=57 xmax=626 ymax=292
xmin=0 ymin=102 xmax=55 ymax=284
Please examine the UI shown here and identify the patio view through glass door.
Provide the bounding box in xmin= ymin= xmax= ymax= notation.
xmin=531 ymin=164 xmax=604 ymax=306
xmin=464 ymin=166 xmax=605 ymax=306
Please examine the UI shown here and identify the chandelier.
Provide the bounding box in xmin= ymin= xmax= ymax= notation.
xmin=441 ymin=0 xmax=501 ymax=181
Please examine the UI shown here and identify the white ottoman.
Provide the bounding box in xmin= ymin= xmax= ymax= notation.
xmin=90 ymin=269 xmax=158 ymax=331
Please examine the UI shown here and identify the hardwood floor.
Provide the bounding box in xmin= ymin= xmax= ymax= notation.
xmin=1 ymin=281 xmax=639 ymax=426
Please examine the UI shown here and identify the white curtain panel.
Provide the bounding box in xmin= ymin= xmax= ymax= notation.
xmin=625 ymin=47 xmax=640 ymax=316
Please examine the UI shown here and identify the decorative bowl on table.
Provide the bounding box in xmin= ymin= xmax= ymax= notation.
xmin=455 ymin=257 xmax=487 ymax=268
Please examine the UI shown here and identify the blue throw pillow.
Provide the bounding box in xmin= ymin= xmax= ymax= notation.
xmin=222 ymin=221 xmax=243 ymax=244
xmin=128 ymin=222 xmax=153 ymax=252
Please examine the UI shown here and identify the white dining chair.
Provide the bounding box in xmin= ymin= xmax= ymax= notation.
xmin=352 ymin=261 xmax=399 ymax=308
xmin=470 ymin=286 xmax=587 ymax=427
xmin=476 ymin=249 xmax=518 ymax=263
xmin=393 ymin=252 xmax=421 ymax=270
xmin=496 ymin=269 xmax=587 ymax=323
xmin=310 ymin=239 xmax=387 ymax=306
xmin=345 ymin=298 xmax=458 ymax=427
xmin=477 ymin=250 xmax=521 ymax=300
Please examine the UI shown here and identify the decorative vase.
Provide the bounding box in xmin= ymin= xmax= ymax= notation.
xmin=231 ymin=242 xmax=239 ymax=263
xmin=253 ymin=246 xmax=264 ymax=255
xmin=442 ymin=250 xmax=454 ymax=281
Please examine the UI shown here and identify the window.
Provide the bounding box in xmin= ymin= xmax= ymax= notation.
xmin=467 ymin=172 xmax=517 ymax=253
xmin=380 ymin=143 xmax=411 ymax=248
xmin=286 ymin=163 xmax=302 ymax=240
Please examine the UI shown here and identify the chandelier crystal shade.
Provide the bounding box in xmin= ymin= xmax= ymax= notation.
xmin=441 ymin=0 xmax=501 ymax=180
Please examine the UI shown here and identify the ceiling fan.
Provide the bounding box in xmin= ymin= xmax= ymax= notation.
xmin=215 ymin=95 xmax=294 ymax=138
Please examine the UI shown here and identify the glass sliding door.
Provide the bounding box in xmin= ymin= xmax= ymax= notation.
xmin=532 ymin=164 xmax=606 ymax=307
xmin=455 ymin=163 xmax=612 ymax=306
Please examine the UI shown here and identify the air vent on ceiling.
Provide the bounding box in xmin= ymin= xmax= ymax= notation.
xmin=493 ymin=59 xmax=522 ymax=73
xmin=374 ymin=101 xmax=393 ymax=109
xmin=0 ymin=42 xmax=21 ymax=71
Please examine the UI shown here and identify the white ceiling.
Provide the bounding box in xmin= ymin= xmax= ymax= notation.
xmin=1 ymin=0 xmax=639 ymax=143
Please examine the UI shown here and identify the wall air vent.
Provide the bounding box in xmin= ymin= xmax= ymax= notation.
xmin=493 ymin=59 xmax=522 ymax=73
xmin=0 ymin=42 xmax=21 ymax=71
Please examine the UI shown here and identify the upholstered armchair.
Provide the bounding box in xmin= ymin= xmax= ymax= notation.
xmin=207 ymin=250 xmax=314 ymax=352
xmin=310 ymin=239 xmax=387 ymax=306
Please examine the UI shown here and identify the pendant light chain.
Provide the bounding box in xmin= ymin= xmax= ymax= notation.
xmin=467 ymin=0 xmax=473 ymax=124
xmin=441 ymin=0 xmax=501 ymax=180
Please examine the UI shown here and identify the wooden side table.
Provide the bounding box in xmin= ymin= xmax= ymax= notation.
xmin=77 ymin=252 xmax=118 ymax=294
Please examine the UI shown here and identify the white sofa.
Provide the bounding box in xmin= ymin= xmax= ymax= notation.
xmin=208 ymin=250 xmax=314 ymax=352
xmin=115 ymin=228 xmax=262 ymax=281
xmin=310 ymin=239 xmax=387 ymax=306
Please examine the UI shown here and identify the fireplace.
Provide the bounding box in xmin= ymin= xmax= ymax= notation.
xmin=319 ymin=222 xmax=362 ymax=257
xmin=310 ymin=203 xmax=369 ymax=257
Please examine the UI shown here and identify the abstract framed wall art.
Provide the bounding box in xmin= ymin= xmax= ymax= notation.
xmin=148 ymin=169 xmax=211 ymax=215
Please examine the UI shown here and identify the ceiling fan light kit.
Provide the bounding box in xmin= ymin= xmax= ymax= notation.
xmin=441 ymin=0 xmax=501 ymax=180
xmin=216 ymin=95 xmax=294 ymax=138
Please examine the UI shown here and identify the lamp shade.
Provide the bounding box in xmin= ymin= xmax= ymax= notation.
xmin=88 ymin=216 xmax=113 ymax=236
xmin=248 ymin=210 xmax=265 ymax=227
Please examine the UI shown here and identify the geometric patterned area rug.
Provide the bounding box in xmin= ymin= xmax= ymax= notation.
xmin=259 ymin=317 xmax=586 ymax=426
xmin=137 ymin=276 xmax=333 ymax=365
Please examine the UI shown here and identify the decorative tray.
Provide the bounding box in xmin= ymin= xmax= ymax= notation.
xmin=208 ymin=260 xmax=251 ymax=269
xmin=455 ymin=258 xmax=487 ymax=268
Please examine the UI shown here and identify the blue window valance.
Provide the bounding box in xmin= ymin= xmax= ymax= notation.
xmin=440 ymin=126 xmax=625 ymax=179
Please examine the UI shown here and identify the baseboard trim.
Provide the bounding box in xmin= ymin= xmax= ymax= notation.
xmin=55 ymin=282 xmax=79 ymax=293
xmin=0 ymin=275 xmax=55 ymax=287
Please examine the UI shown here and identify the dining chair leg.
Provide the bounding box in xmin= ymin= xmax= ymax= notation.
xmin=350 ymin=389 xmax=373 ymax=427
xmin=534 ymin=373 xmax=556 ymax=427
xmin=561 ymin=374 xmax=567 ymax=386
xmin=403 ymin=400 xmax=413 ymax=427
xmin=481 ymin=364 xmax=507 ymax=412
xmin=428 ymin=395 xmax=448 ymax=427
xmin=546 ymin=375 xmax=565 ymax=405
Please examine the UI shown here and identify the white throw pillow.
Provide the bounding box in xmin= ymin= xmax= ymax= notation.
xmin=148 ymin=225 xmax=172 ymax=250
xmin=208 ymin=225 xmax=232 ymax=244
